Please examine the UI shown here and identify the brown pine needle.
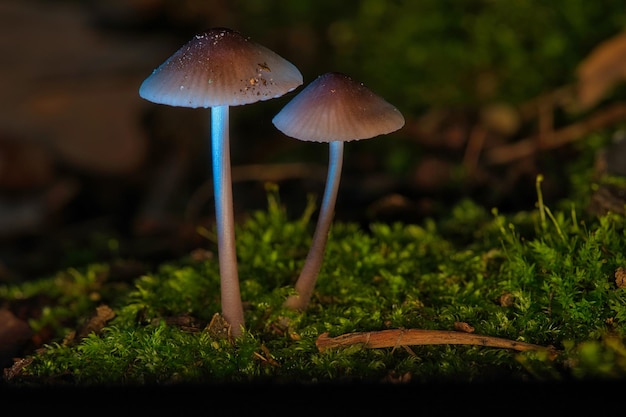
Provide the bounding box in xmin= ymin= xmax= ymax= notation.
xmin=316 ymin=329 xmax=555 ymax=355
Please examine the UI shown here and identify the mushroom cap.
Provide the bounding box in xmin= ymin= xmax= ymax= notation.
xmin=139 ymin=28 xmax=303 ymax=108
xmin=272 ymin=72 xmax=405 ymax=142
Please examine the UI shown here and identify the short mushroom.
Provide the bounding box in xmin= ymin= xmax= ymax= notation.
xmin=139 ymin=28 xmax=303 ymax=336
xmin=272 ymin=72 xmax=405 ymax=311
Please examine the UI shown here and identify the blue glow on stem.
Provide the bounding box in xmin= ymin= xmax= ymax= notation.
xmin=211 ymin=105 xmax=244 ymax=336
xmin=212 ymin=105 xmax=229 ymax=229
xmin=320 ymin=141 xmax=344 ymax=219
xmin=289 ymin=140 xmax=344 ymax=309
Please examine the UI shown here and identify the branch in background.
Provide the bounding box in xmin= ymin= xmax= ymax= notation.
xmin=485 ymin=102 xmax=626 ymax=165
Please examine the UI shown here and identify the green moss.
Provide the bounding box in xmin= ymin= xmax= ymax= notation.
xmin=0 ymin=264 xmax=118 ymax=338
xmin=2 ymin=159 xmax=626 ymax=386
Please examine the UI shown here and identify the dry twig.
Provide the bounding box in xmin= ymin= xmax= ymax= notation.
xmin=316 ymin=329 xmax=554 ymax=354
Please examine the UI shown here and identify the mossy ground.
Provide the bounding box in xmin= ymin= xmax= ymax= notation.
xmin=1 ymin=133 xmax=625 ymax=387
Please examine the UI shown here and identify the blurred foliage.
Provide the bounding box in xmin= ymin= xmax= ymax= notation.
xmin=118 ymin=0 xmax=626 ymax=208
xmin=87 ymin=0 xmax=626 ymax=112
xmin=225 ymin=0 xmax=626 ymax=113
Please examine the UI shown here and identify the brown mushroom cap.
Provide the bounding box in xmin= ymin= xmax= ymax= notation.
xmin=139 ymin=28 xmax=303 ymax=108
xmin=272 ymin=72 xmax=405 ymax=142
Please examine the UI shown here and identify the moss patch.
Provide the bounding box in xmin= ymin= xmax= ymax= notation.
xmin=2 ymin=161 xmax=626 ymax=386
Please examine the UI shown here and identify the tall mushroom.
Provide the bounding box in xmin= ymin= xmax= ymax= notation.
xmin=272 ymin=72 xmax=405 ymax=312
xmin=139 ymin=28 xmax=303 ymax=336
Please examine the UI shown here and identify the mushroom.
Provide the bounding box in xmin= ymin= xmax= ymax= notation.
xmin=139 ymin=28 xmax=303 ymax=336
xmin=272 ymin=72 xmax=405 ymax=311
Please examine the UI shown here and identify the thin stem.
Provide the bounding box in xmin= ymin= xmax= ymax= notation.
xmin=211 ymin=105 xmax=244 ymax=336
xmin=285 ymin=140 xmax=344 ymax=311
xmin=536 ymin=174 xmax=546 ymax=231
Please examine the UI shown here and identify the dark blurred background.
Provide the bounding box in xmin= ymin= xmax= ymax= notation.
xmin=1 ymin=0 xmax=625 ymax=282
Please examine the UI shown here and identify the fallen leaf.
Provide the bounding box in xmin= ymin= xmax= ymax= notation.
xmin=453 ymin=321 xmax=475 ymax=333
xmin=73 ymin=305 xmax=116 ymax=341
xmin=616 ymin=267 xmax=626 ymax=289
xmin=576 ymin=31 xmax=626 ymax=110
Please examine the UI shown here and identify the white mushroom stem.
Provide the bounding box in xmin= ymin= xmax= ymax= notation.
xmin=285 ymin=140 xmax=344 ymax=311
xmin=211 ymin=105 xmax=245 ymax=336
